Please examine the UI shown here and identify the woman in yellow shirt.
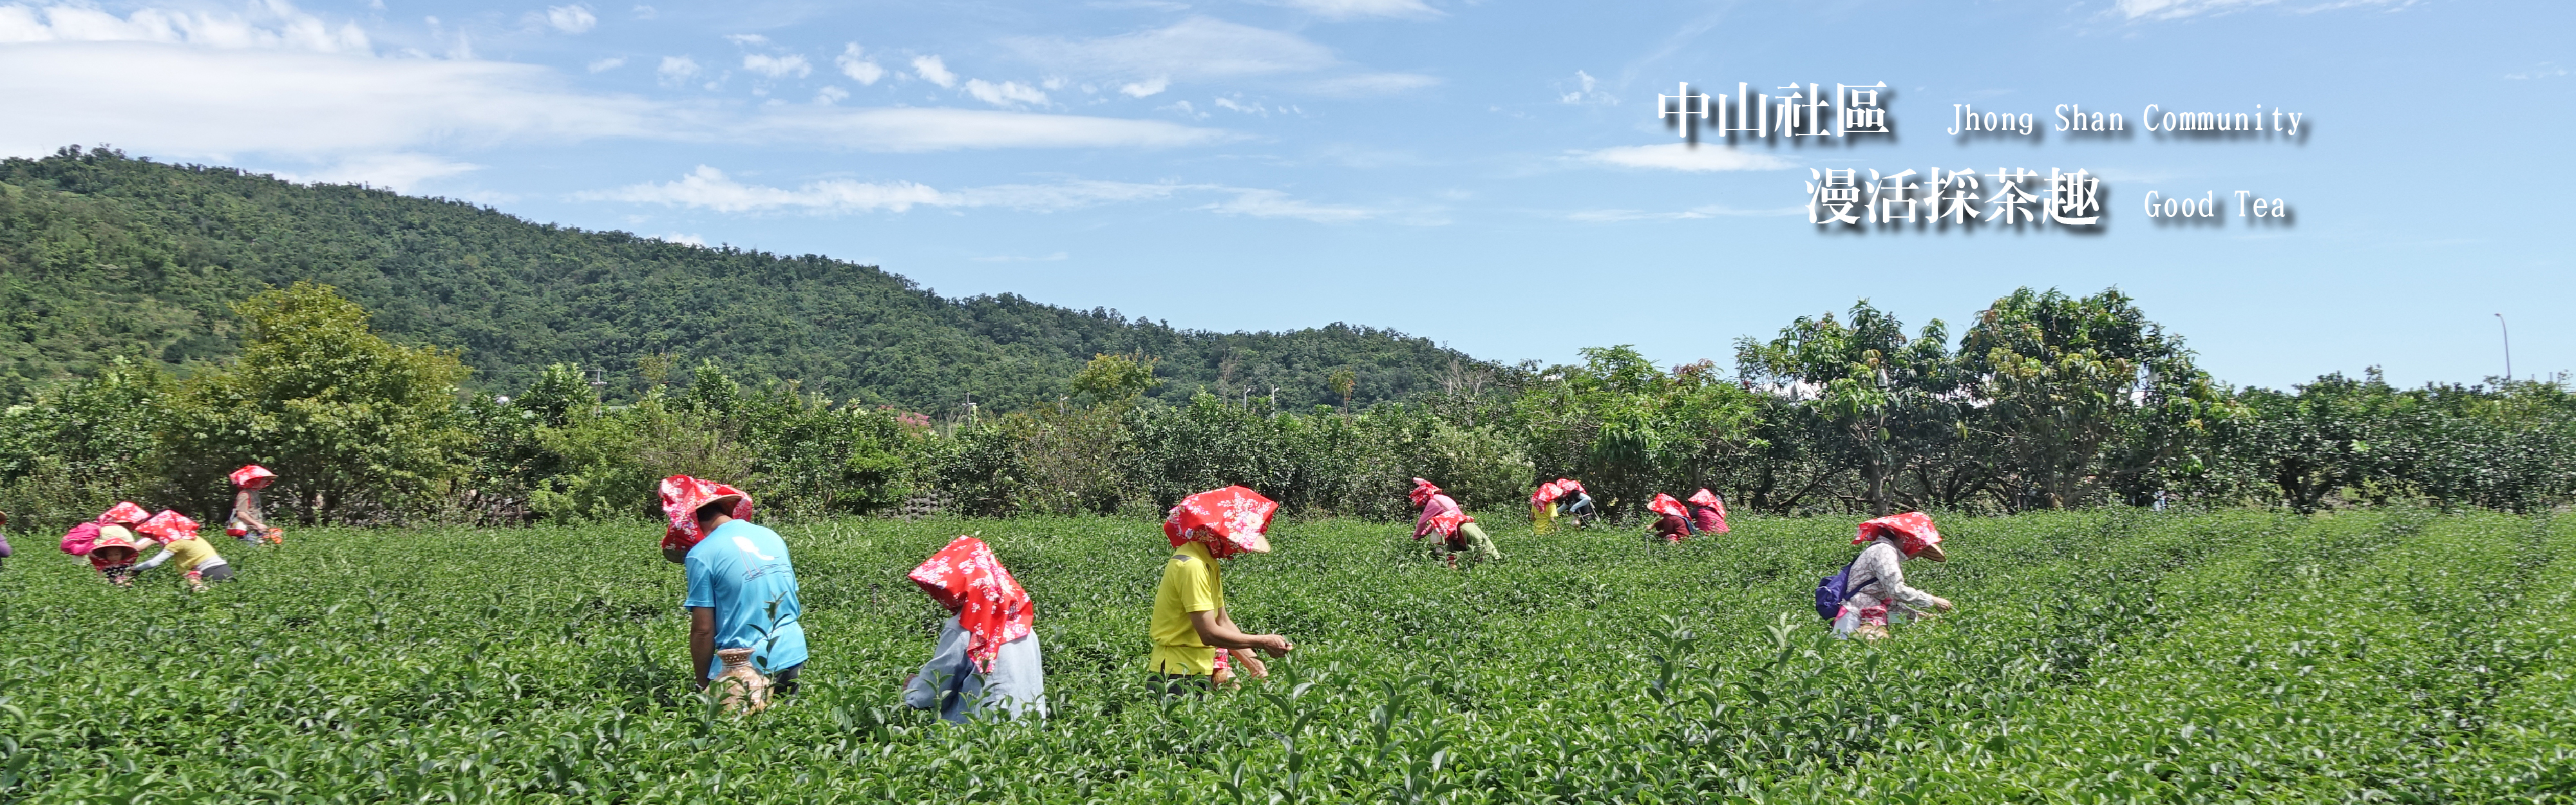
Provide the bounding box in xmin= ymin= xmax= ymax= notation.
xmin=1149 ymin=486 xmax=1294 ymax=693
xmin=133 ymin=510 xmax=231 ymax=591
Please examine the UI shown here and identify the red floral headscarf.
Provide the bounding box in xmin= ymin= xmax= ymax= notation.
xmin=96 ymin=501 xmax=150 ymax=526
xmin=1646 ymin=493 xmax=1687 ymax=520
xmin=1555 ymin=478 xmax=1587 ymax=497
xmin=1408 ymin=477 xmax=1444 ymax=507
xmin=230 ymin=464 xmax=278 ymax=489
xmin=1687 ymin=488 xmax=1730 ymax=535
xmin=908 ymin=535 xmax=1036 ymax=672
xmin=1164 ymin=486 xmax=1277 ymax=559
xmin=659 ymin=475 xmax=754 ymax=552
xmin=1854 ymin=511 xmax=1943 ymax=558
xmin=1530 ymin=481 xmax=1565 ymax=506
xmin=137 ymin=510 xmax=201 ymax=542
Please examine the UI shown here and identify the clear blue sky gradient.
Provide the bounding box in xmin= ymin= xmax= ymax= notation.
xmin=3 ymin=0 xmax=2567 ymax=390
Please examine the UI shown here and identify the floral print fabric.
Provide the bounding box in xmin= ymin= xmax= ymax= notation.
xmin=908 ymin=536 xmax=1035 ymax=672
xmin=136 ymin=510 xmax=200 ymax=542
xmin=658 ymin=475 xmax=755 ymax=551
xmin=229 ymin=464 xmax=277 ymax=489
xmin=1853 ymin=511 xmax=1943 ymax=558
xmin=96 ymin=501 xmax=149 ymax=526
xmin=1164 ymin=486 xmax=1278 ymax=559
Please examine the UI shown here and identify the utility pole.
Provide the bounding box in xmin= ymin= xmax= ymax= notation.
xmin=2496 ymin=314 xmax=2513 ymax=382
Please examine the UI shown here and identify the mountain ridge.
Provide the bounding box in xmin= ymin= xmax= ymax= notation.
xmin=0 ymin=146 xmax=1486 ymax=411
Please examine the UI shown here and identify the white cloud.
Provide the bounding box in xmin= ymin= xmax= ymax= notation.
xmin=0 ymin=1 xmax=368 ymax=52
xmin=1574 ymin=144 xmax=1794 ymax=172
xmin=743 ymin=53 xmax=810 ymax=79
xmin=580 ymin=165 xmax=1188 ymax=213
xmin=965 ymin=79 xmax=1047 ymax=108
xmin=657 ymin=54 xmax=698 ymax=83
xmin=0 ymin=41 xmax=663 ymax=157
xmin=749 ymin=106 xmax=1233 ymax=151
xmin=911 ymin=54 xmax=955 ymax=87
xmin=1212 ymin=96 xmax=1265 ymax=115
xmin=723 ymin=33 xmax=767 ymax=45
xmin=269 ymin=152 xmax=482 ymax=192
xmin=1206 ymin=189 xmax=1372 ymax=223
xmin=1567 ymin=205 xmax=1803 ymax=222
xmin=1558 ymin=70 xmax=1615 ymax=104
xmin=1009 ymin=17 xmax=1334 ymax=82
xmin=2113 ymin=0 xmax=2412 ymax=20
xmin=584 ymin=167 xmax=1385 ymax=225
xmin=835 ymin=43 xmax=882 ymax=84
xmin=1302 ymin=71 xmax=1437 ymax=96
xmin=585 ymin=55 xmax=624 ymax=72
xmin=813 ymin=85 xmax=848 ymax=104
xmin=1118 ymin=77 xmax=1168 ymax=97
xmin=2506 ymin=62 xmax=2567 ymax=80
xmin=0 ymin=8 xmax=1234 ymax=166
xmin=1265 ymin=0 xmax=1441 ymax=20
xmin=545 ymin=5 xmax=596 ymax=33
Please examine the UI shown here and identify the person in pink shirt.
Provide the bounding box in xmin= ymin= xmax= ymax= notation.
xmin=1410 ymin=478 xmax=1501 ymax=567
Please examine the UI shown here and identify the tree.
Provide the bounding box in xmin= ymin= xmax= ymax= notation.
xmin=173 ymin=282 xmax=472 ymax=522
xmin=1738 ymin=301 xmax=1954 ymax=516
xmin=1071 ymin=352 xmax=1161 ymax=406
xmin=1956 ymin=287 xmax=2222 ymax=510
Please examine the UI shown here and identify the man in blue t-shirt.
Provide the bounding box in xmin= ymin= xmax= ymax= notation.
xmin=667 ymin=495 xmax=809 ymax=694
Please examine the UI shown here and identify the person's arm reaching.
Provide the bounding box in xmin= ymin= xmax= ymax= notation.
xmin=134 ymin=547 xmax=176 ymax=571
xmin=688 ymin=606 xmax=717 ymax=688
xmin=1188 ymin=608 xmax=1292 ymax=654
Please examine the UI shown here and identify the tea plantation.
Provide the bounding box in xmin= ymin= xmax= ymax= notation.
xmin=8 ymin=509 xmax=2574 ymax=802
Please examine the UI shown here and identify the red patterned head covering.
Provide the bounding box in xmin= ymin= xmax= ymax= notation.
xmin=908 ymin=536 xmax=1036 ymax=672
xmin=1687 ymin=488 xmax=1723 ymax=511
xmin=230 ymin=464 xmax=278 ymax=489
xmin=659 ymin=475 xmax=753 ymax=552
xmin=1164 ymin=486 xmax=1277 ymax=560
xmin=97 ymin=501 xmax=150 ymax=526
xmin=1646 ymin=493 xmax=1687 ymax=520
xmin=1555 ymin=478 xmax=1587 ymax=497
xmin=1530 ymin=481 xmax=1565 ymax=506
xmin=137 ymin=509 xmax=201 ymax=542
xmin=1408 ymin=477 xmax=1444 ymax=507
xmin=1855 ymin=511 xmax=1943 ymax=558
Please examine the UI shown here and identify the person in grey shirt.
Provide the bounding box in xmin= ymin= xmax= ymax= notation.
xmin=902 ymin=536 xmax=1046 ymax=723
xmin=1833 ymin=512 xmax=1955 ymax=640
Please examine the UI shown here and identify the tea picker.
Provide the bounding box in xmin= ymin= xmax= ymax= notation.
xmin=1530 ymin=480 xmax=1566 ymax=534
xmin=659 ymin=475 xmax=807 ymax=713
xmin=132 ymin=509 xmax=232 ymax=591
xmin=74 ymin=501 xmax=152 ymax=586
xmin=1410 ymin=477 xmax=1502 ymax=567
xmin=902 ymin=535 xmax=1046 ymax=723
xmin=1553 ymin=479 xmax=1597 ymax=528
xmin=227 ymin=464 xmax=284 ymax=545
xmin=1148 ymin=486 xmax=1295 ymax=693
xmin=1646 ymin=493 xmax=1690 ymax=543
xmin=1815 ymin=512 xmax=1955 ymax=640
xmin=1685 ymin=489 xmax=1730 ymax=536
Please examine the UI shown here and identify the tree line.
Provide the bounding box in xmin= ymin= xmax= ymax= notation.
xmin=5 ymin=281 xmax=2568 ymax=531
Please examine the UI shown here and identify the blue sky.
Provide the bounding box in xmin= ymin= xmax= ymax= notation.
xmin=1 ymin=0 xmax=2568 ymax=390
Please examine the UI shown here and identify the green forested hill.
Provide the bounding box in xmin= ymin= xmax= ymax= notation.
xmin=0 ymin=147 xmax=1481 ymax=410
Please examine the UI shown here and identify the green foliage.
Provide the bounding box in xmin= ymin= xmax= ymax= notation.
xmin=170 ymin=282 xmax=474 ymax=523
xmin=0 ymin=355 xmax=179 ymax=524
xmin=8 ymin=510 xmax=2574 ymax=802
xmin=0 ymin=147 xmax=1482 ymax=412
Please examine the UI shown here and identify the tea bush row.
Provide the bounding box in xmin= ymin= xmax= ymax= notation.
xmin=5 ymin=509 xmax=2571 ymax=802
